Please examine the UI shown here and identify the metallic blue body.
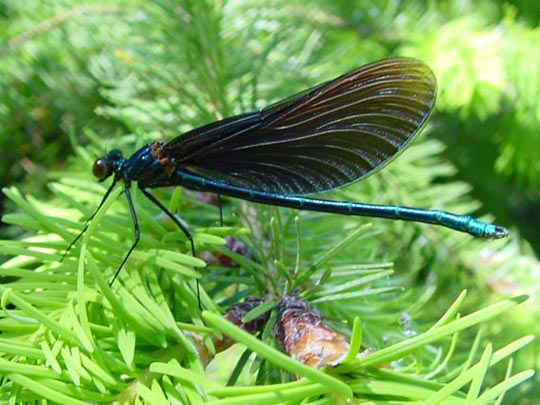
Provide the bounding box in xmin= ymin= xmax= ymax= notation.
xmin=170 ymin=165 xmax=504 ymax=238
xmin=113 ymin=145 xmax=170 ymax=187
xmin=110 ymin=144 xmax=505 ymax=239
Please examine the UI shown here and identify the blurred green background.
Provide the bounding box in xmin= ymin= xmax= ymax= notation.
xmin=1 ymin=0 xmax=539 ymax=402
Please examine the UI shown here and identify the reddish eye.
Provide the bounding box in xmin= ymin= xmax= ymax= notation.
xmin=92 ymin=158 xmax=111 ymax=180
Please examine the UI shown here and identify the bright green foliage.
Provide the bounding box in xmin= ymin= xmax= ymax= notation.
xmin=0 ymin=0 xmax=538 ymax=403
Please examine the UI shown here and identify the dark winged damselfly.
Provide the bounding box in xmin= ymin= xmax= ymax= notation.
xmin=67 ymin=58 xmax=508 ymax=284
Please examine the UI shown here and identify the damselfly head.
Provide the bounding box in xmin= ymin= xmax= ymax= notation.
xmin=92 ymin=149 xmax=124 ymax=181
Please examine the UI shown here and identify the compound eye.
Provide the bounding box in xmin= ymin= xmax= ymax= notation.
xmin=92 ymin=158 xmax=112 ymax=180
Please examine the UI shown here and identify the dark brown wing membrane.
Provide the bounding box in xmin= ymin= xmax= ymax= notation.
xmin=163 ymin=58 xmax=437 ymax=195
